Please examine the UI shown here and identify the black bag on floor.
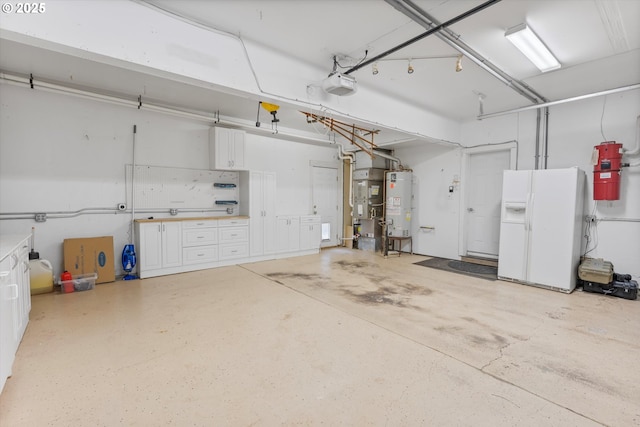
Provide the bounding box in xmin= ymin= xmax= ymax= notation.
xmin=582 ymin=279 xmax=638 ymax=300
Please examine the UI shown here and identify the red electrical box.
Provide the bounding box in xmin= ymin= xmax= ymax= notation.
xmin=593 ymin=141 xmax=623 ymax=201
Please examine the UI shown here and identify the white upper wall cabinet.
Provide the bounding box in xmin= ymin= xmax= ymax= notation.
xmin=210 ymin=127 xmax=246 ymax=170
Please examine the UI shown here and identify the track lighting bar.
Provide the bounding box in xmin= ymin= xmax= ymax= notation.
xmin=385 ymin=0 xmax=546 ymax=104
xmin=344 ymin=0 xmax=501 ymax=75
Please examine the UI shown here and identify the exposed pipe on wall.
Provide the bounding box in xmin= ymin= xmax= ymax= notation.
xmin=336 ymin=145 xmax=355 ymax=209
xmin=130 ymin=125 xmax=137 ymax=246
xmin=0 ymin=71 xmax=339 ymax=147
xmin=534 ymin=109 xmax=541 ymax=170
xmin=0 ymin=207 xmax=231 ymax=221
xmin=478 ymin=84 xmax=640 ymax=120
xmin=543 ymin=107 xmax=550 ymax=169
xmin=624 ymin=115 xmax=640 ymax=157
xmin=372 ymin=149 xmax=402 ymax=167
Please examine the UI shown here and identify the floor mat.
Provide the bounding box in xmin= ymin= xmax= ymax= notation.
xmin=414 ymin=257 xmax=498 ymax=281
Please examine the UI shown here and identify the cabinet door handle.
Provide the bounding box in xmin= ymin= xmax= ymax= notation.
xmin=158 ymin=225 xmax=161 ymax=232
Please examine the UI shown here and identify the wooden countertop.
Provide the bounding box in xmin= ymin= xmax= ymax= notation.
xmin=134 ymin=216 xmax=249 ymax=223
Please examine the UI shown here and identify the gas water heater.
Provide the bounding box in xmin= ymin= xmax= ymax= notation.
xmin=385 ymin=171 xmax=412 ymax=237
xmin=593 ymin=141 xmax=624 ymax=200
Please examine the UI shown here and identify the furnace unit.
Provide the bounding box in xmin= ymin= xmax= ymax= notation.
xmin=351 ymin=151 xmax=388 ymax=252
xmin=353 ymin=168 xmax=384 ymax=251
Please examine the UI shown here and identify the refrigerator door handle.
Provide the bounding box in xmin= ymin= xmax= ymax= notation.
xmin=524 ymin=193 xmax=531 ymax=231
xmin=526 ymin=193 xmax=535 ymax=231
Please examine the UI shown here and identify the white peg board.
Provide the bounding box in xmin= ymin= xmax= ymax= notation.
xmin=125 ymin=165 xmax=239 ymax=209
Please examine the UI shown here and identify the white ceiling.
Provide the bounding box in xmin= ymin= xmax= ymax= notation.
xmin=1 ymin=0 xmax=639 ymax=147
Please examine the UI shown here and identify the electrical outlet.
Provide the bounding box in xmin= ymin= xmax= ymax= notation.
xmin=35 ymin=213 xmax=47 ymax=222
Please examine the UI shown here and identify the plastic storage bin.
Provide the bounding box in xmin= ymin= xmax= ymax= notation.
xmin=578 ymin=258 xmax=614 ymax=284
xmin=59 ymin=273 xmax=98 ymax=293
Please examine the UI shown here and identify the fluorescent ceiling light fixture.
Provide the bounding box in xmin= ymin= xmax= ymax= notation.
xmin=505 ymin=23 xmax=560 ymax=72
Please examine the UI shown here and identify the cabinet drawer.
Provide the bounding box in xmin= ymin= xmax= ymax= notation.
xmin=182 ymin=246 xmax=218 ymax=265
xmin=219 ymin=218 xmax=249 ymax=227
xmin=182 ymin=228 xmax=218 ymax=247
xmin=219 ymin=243 xmax=249 ymax=260
xmin=182 ymin=220 xmax=218 ymax=229
xmin=219 ymin=226 xmax=248 ymax=243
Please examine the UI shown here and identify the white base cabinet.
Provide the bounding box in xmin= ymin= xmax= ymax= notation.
xmin=0 ymin=234 xmax=31 ymax=394
xmin=136 ymin=217 xmax=250 ymax=278
xmin=182 ymin=220 xmax=218 ymax=266
xmin=219 ymin=218 xmax=249 ymax=260
xmin=276 ymin=216 xmax=300 ymax=253
xmin=300 ymin=215 xmax=322 ymax=251
xmin=136 ymin=221 xmax=182 ymax=275
xmin=135 ymin=214 xmax=320 ymax=279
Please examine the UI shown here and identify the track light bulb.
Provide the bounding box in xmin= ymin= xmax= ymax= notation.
xmin=372 ymin=63 xmax=379 ymax=75
xmin=455 ymin=55 xmax=463 ymax=72
xmin=407 ymin=62 xmax=414 ymax=74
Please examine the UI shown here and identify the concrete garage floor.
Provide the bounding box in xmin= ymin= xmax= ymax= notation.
xmin=1 ymin=248 xmax=638 ymax=426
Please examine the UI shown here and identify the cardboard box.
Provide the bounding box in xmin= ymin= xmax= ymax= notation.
xmin=63 ymin=236 xmax=115 ymax=284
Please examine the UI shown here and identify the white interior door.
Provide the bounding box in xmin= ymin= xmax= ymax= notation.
xmin=312 ymin=166 xmax=339 ymax=248
xmin=466 ymin=150 xmax=511 ymax=258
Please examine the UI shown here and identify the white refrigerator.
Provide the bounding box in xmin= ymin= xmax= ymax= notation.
xmin=497 ymin=167 xmax=585 ymax=292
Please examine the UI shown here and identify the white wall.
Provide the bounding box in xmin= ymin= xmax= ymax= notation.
xmin=392 ymin=90 xmax=640 ymax=279
xmin=245 ymin=134 xmax=339 ymax=215
xmin=392 ymin=144 xmax=462 ymax=260
xmin=0 ymin=84 xmax=337 ymax=278
xmin=542 ymin=92 xmax=640 ymax=278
